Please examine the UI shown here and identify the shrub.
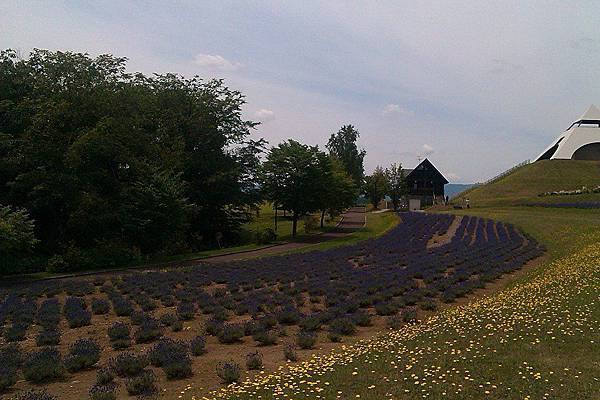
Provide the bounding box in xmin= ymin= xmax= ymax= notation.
xmin=245 ymin=351 xmax=263 ymax=370
xmin=134 ymin=317 xmax=163 ymax=343
xmin=63 ymin=297 xmax=92 ymax=328
xmin=159 ymin=313 xmax=177 ymax=327
xmin=277 ymin=306 xmax=301 ymax=325
xmin=216 ymin=360 xmax=241 ymax=384
xmin=296 ymin=330 xmax=316 ymax=349
xmin=387 ymin=315 xmax=403 ymax=329
xmin=329 ymin=317 xmax=356 ymax=335
xmin=190 ymin=336 xmax=206 ymax=356
xmin=89 ymin=383 xmax=117 ymax=400
xmin=109 ymin=353 xmax=148 ymax=377
xmin=65 ymin=339 xmax=101 ymax=372
xmin=107 ymin=322 xmax=131 ymax=349
xmin=283 ymin=343 xmax=298 ymax=361
xmin=171 ymin=319 xmax=183 ymax=332
xmin=253 ymin=329 xmax=278 ymax=346
xmin=162 ymin=355 xmax=193 ymax=380
xmin=0 ymin=364 xmax=17 ymax=392
xmin=96 ymin=367 xmax=115 ymax=385
xmin=5 ymin=323 xmax=28 ymax=342
xmin=402 ymin=307 xmax=418 ymax=323
xmin=419 ymin=299 xmax=438 ymax=311
xmin=176 ymin=302 xmax=195 ymax=320
xmin=217 ymin=323 xmax=244 ymax=344
xmin=148 ymin=339 xmax=188 ymax=367
xmin=327 ymin=331 xmax=342 ymax=342
xmin=125 ymin=369 xmax=156 ymax=396
xmin=12 ymin=389 xmax=57 ymax=400
xmin=112 ymin=298 xmax=133 ymax=316
xmin=0 ymin=343 xmax=22 ymax=369
xmin=205 ymin=319 xmax=224 ymax=336
xmin=91 ymin=298 xmax=110 ymax=315
xmin=36 ymin=329 xmax=60 ymax=346
xmin=352 ymin=311 xmax=373 ymax=327
xmin=374 ymin=301 xmax=399 ymax=316
xmin=299 ymin=315 xmax=322 ymax=331
xmin=22 ymin=347 xmax=65 ymax=383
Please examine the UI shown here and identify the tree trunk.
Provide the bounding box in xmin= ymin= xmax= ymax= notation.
xmin=320 ymin=210 xmax=325 ymax=229
xmin=274 ymin=204 xmax=278 ymax=231
xmin=292 ymin=212 xmax=298 ymax=237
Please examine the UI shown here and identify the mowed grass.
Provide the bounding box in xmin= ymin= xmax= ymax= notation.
xmin=203 ymin=207 xmax=599 ymax=400
xmin=455 ymin=160 xmax=600 ymax=206
xmin=240 ymin=202 xmax=341 ymax=242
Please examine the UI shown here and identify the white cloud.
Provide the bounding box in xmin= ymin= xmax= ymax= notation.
xmin=193 ymin=53 xmax=241 ymax=71
xmin=254 ymin=108 xmax=275 ymax=123
xmin=381 ymin=103 xmax=414 ymax=116
xmin=422 ymin=143 xmax=435 ymax=156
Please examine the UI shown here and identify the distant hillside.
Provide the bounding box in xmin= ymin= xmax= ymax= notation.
xmin=454 ymin=160 xmax=600 ymax=207
xmin=445 ymin=183 xmax=475 ymax=198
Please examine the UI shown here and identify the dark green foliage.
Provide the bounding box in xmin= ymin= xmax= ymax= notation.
xmin=217 ymin=323 xmax=244 ymax=344
xmin=253 ymin=329 xmax=278 ymax=346
xmin=296 ymin=330 xmax=317 ymax=349
xmin=36 ymin=329 xmax=60 ymax=346
xmin=107 ymin=322 xmax=131 ymax=349
xmin=22 ymin=348 xmax=65 ymax=383
xmin=96 ymin=367 xmax=115 ymax=385
xmin=0 ymin=49 xmax=265 ymax=274
xmin=419 ymin=299 xmax=438 ymax=311
xmin=216 ymin=360 xmax=241 ymax=384
xmin=326 ymin=124 xmax=366 ymax=187
xmin=134 ymin=317 xmax=162 ymax=343
xmin=352 ymin=310 xmax=373 ymax=327
xmin=329 ymin=317 xmax=356 ymax=335
xmin=89 ymin=383 xmax=117 ymax=400
xmin=0 ymin=364 xmax=17 ymax=391
xmin=64 ymin=339 xmax=101 ymax=372
xmin=283 ymin=343 xmax=298 ymax=361
xmin=91 ymin=298 xmax=110 ymax=315
xmin=190 ymin=336 xmax=206 ymax=356
xmin=176 ymin=302 xmax=195 ymax=321
xmin=0 ymin=205 xmax=39 ymax=275
xmin=125 ymin=369 xmax=156 ymax=396
xmin=245 ymin=351 xmax=263 ymax=370
xmin=402 ymin=307 xmax=418 ymax=323
xmin=12 ymin=389 xmax=57 ymax=400
xmin=109 ymin=353 xmax=148 ymax=377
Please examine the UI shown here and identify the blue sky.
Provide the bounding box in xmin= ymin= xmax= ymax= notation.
xmin=2 ymin=1 xmax=600 ymax=182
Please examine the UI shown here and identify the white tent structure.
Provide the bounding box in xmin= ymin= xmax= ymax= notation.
xmin=536 ymin=105 xmax=600 ymax=161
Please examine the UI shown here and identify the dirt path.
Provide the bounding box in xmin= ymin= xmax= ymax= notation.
xmin=203 ymin=207 xmax=367 ymax=263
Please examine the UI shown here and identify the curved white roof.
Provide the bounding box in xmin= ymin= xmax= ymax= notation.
xmin=536 ymin=105 xmax=600 ymax=161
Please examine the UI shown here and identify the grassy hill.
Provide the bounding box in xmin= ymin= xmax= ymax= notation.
xmin=454 ymin=160 xmax=600 ymax=207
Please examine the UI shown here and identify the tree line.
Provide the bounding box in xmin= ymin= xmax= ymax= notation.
xmin=0 ymin=49 xmax=364 ymax=274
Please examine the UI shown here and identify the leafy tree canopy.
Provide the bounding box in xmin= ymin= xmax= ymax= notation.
xmin=0 ymin=48 xmax=264 ymax=272
xmin=326 ymin=125 xmax=366 ymax=187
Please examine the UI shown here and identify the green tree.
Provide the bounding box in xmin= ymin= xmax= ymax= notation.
xmin=365 ymin=166 xmax=388 ymax=209
xmin=326 ymin=125 xmax=366 ymax=187
xmin=319 ymin=157 xmax=358 ymax=228
xmin=0 ymin=205 xmax=38 ymax=274
xmin=385 ymin=163 xmax=407 ymax=211
xmin=261 ymin=140 xmax=328 ymax=237
xmin=0 ymin=48 xmax=264 ymax=271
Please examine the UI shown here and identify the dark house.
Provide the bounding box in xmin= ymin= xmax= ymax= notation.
xmin=403 ymin=158 xmax=448 ymax=206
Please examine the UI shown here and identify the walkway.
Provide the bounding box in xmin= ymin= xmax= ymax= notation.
xmin=202 ymin=207 xmax=367 ymax=263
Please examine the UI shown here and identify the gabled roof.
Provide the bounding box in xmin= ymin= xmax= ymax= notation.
xmin=405 ymin=158 xmax=449 ymax=184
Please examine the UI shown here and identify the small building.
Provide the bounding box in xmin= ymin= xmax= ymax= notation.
xmin=403 ymin=158 xmax=448 ymax=207
xmin=536 ymin=104 xmax=600 ymax=161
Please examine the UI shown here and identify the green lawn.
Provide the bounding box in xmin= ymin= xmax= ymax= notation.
xmin=455 ymin=160 xmax=600 ymax=206
xmin=210 ymin=206 xmax=600 ymax=400
xmin=239 ymin=202 xmax=342 ymax=243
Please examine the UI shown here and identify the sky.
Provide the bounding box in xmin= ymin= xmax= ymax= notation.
xmin=2 ymin=1 xmax=600 ymax=183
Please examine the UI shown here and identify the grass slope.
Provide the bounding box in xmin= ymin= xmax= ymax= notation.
xmin=204 ymin=207 xmax=600 ymax=400
xmin=455 ymin=160 xmax=600 ymax=206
